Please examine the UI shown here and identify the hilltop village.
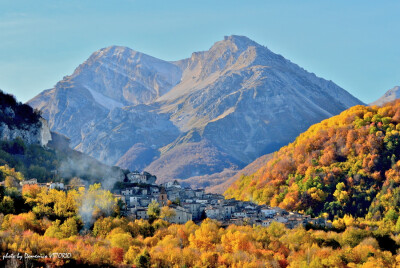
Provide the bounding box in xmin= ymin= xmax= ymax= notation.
xmin=15 ymin=170 xmax=330 ymax=229
xmin=114 ymin=171 xmax=330 ymax=229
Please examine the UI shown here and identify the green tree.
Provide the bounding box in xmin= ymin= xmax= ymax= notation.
xmin=0 ymin=196 xmax=14 ymax=214
xmin=45 ymin=218 xmax=78 ymax=239
xmin=124 ymin=246 xmax=141 ymax=264
xmin=395 ymin=217 xmax=400 ymax=233
xmin=60 ymin=217 xmax=78 ymax=237
xmin=147 ymin=200 xmax=160 ymax=223
xmin=135 ymin=250 xmax=151 ymax=268
xmin=267 ymin=221 xmax=286 ymax=239
xmin=172 ymin=197 xmax=181 ymax=206
xmin=384 ymin=208 xmax=398 ymax=222
xmin=44 ymin=220 xmax=63 ymax=239
xmin=93 ymin=217 xmax=113 ymax=238
xmin=108 ymin=231 xmax=133 ymax=252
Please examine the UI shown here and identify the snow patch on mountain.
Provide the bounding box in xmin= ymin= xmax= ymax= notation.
xmin=85 ymin=86 xmax=123 ymax=110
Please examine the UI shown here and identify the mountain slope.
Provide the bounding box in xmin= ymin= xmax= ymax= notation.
xmin=225 ymin=100 xmax=400 ymax=220
xmin=29 ymin=35 xmax=364 ymax=188
xmin=174 ymin=152 xmax=274 ymax=194
xmin=206 ymin=153 xmax=273 ymax=194
xmin=28 ymin=82 xmax=109 ymax=147
xmin=371 ymin=86 xmax=400 ymax=106
xmin=28 ymin=46 xmax=182 ymax=147
xmin=71 ymin=46 xmax=182 ymax=106
xmin=0 ymin=89 xmax=126 ymax=188
xmin=75 ymin=104 xmax=180 ymax=166
xmin=145 ymin=35 xmax=363 ymax=182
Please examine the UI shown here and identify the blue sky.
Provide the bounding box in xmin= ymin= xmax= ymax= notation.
xmin=0 ymin=0 xmax=399 ymax=103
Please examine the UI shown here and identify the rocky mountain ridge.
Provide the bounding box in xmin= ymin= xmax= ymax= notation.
xmin=371 ymin=86 xmax=400 ymax=106
xmin=29 ymin=35 xmax=364 ymax=189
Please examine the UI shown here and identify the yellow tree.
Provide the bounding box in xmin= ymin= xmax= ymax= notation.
xmin=189 ymin=219 xmax=220 ymax=251
xmin=221 ymin=230 xmax=251 ymax=253
xmin=160 ymin=206 xmax=176 ymax=221
xmin=106 ymin=228 xmax=134 ymax=252
xmin=75 ymin=183 xmax=118 ymax=228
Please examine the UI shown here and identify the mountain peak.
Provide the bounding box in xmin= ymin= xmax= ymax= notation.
xmin=182 ymin=36 xmax=264 ymax=78
xmin=89 ymin=45 xmax=141 ymax=62
xmin=222 ymin=35 xmax=261 ymax=48
xmin=384 ymin=85 xmax=400 ymax=95
xmin=55 ymin=44 xmax=183 ymax=108
xmin=210 ymin=35 xmax=262 ymax=54
xmin=99 ymin=45 xmax=133 ymax=52
xmin=370 ymin=85 xmax=400 ymax=106
xmin=29 ymin=35 xmax=363 ymax=190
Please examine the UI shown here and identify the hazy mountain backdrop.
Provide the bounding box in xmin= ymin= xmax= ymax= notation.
xmin=29 ymin=35 xmax=364 ymax=189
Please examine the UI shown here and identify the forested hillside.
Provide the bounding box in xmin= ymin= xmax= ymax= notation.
xmin=226 ymin=100 xmax=400 ymax=221
xmin=1 ymin=183 xmax=400 ymax=267
xmin=2 ymin=91 xmax=400 ymax=267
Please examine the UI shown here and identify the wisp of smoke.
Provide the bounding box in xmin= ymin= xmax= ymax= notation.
xmin=59 ymin=156 xmax=125 ymax=190
xmin=77 ymin=185 xmax=118 ymax=230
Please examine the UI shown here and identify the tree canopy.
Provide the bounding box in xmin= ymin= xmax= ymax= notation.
xmin=226 ymin=100 xmax=400 ymax=222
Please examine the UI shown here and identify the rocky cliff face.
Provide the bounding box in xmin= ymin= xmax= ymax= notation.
xmin=0 ymin=90 xmax=51 ymax=146
xmin=29 ymin=35 xmax=364 ymax=188
xmin=0 ymin=121 xmax=49 ymax=146
xmin=39 ymin=118 xmax=52 ymax=146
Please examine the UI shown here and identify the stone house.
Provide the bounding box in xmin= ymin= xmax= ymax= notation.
xmin=20 ymin=178 xmax=38 ymax=186
xmin=183 ymin=202 xmax=202 ymax=220
xmin=194 ymin=189 xmax=204 ymax=198
xmin=121 ymin=189 xmax=134 ymax=195
xmin=136 ymin=208 xmax=148 ymax=219
xmin=221 ymin=204 xmax=236 ymax=218
xmin=169 ymin=205 xmax=192 ymax=224
xmin=129 ymin=196 xmax=141 ymax=206
xmin=260 ymin=209 xmax=276 ymax=218
xmin=205 ymin=206 xmax=221 ymax=220
xmin=233 ymin=211 xmax=247 ymax=218
xmin=127 ymin=171 xmax=156 ymax=184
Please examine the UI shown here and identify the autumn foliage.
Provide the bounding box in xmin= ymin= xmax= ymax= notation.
xmin=1 ymin=180 xmax=400 ymax=267
xmin=4 ymin=101 xmax=400 ymax=266
xmin=1 ymin=212 xmax=400 ymax=267
xmin=226 ymin=101 xmax=400 ymax=222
